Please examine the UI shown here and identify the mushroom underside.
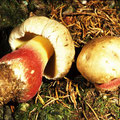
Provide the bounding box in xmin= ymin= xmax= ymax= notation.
xmin=9 ymin=16 xmax=75 ymax=80
xmin=14 ymin=32 xmax=57 ymax=78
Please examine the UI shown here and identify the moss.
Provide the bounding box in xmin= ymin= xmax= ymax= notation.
xmin=85 ymin=93 xmax=119 ymax=120
xmin=14 ymin=102 xmax=75 ymax=120
xmin=0 ymin=0 xmax=28 ymax=28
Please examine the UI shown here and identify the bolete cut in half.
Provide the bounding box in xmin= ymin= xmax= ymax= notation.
xmin=77 ymin=36 xmax=120 ymax=91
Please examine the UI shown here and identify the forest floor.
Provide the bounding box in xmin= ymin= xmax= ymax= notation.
xmin=0 ymin=0 xmax=120 ymax=120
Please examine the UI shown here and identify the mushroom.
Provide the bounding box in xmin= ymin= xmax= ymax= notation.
xmin=76 ymin=36 xmax=120 ymax=91
xmin=0 ymin=16 xmax=75 ymax=104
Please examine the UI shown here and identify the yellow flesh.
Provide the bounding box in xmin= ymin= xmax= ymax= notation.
xmin=21 ymin=35 xmax=54 ymax=71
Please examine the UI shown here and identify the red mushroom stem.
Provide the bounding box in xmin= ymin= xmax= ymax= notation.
xmin=94 ymin=78 xmax=120 ymax=91
xmin=0 ymin=36 xmax=54 ymax=103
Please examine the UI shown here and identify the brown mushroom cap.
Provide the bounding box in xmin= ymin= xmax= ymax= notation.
xmin=9 ymin=16 xmax=75 ymax=80
xmin=77 ymin=36 xmax=120 ymax=84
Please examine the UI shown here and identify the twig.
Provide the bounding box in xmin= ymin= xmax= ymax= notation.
xmin=85 ymin=101 xmax=100 ymax=120
xmin=59 ymin=5 xmax=67 ymax=27
xmin=42 ymin=98 xmax=59 ymax=109
xmin=82 ymin=110 xmax=89 ymax=120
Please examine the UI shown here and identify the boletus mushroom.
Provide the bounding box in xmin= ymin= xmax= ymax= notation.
xmin=0 ymin=16 xmax=75 ymax=104
xmin=76 ymin=36 xmax=120 ymax=91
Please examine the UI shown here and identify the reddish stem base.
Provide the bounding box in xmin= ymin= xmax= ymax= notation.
xmin=0 ymin=47 xmax=43 ymax=102
xmin=94 ymin=78 xmax=120 ymax=91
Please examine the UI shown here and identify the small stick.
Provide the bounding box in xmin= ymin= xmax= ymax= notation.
xmin=85 ymin=101 xmax=100 ymax=120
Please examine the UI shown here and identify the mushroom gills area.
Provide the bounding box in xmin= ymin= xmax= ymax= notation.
xmin=0 ymin=36 xmax=54 ymax=102
xmin=94 ymin=78 xmax=120 ymax=91
xmin=13 ymin=33 xmax=57 ymax=78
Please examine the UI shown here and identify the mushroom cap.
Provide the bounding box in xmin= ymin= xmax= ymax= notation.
xmin=77 ymin=36 xmax=120 ymax=84
xmin=9 ymin=16 xmax=75 ymax=80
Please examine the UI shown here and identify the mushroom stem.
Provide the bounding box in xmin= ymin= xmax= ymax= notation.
xmin=94 ymin=78 xmax=120 ymax=91
xmin=22 ymin=35 xmax=54 ymax=70
xmin=0 ymin=36 xmax=54 ymax=104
